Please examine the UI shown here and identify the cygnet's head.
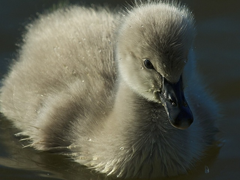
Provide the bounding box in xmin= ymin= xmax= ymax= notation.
xmin=117 ymin=2 xmax=195 ymax=129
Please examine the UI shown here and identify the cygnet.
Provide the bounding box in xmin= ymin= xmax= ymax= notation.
xmin=0 ymin=1 xmax=220 ymax=178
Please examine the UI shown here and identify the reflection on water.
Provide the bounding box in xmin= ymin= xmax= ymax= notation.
xmin=1 ymin=0 xmax=240 ymax=180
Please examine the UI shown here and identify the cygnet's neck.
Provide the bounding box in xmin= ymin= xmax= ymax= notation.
xmin=112 ymin=80 xmax=140 ymax=121
xmin=111 ymin=80 xmax=144 ymax=124
xmin=94 ymin=79 xmax=194 ymax=177
xmin=106 ymin=79 xmax=171 ymax=141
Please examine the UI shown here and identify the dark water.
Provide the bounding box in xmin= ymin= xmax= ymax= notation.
xmin=0 ymin=0 xmax=240 ymax=179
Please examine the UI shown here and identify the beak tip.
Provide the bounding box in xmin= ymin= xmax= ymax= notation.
xmin=170 ymin=117 xmax=193 ymax=130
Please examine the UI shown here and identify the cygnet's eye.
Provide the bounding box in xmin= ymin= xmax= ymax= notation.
xmin=144 ymin=59 xmax=154 ymax=69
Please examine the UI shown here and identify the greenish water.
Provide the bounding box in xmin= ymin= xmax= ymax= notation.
xmin=0 ymin=0 xmax=240 ymax=179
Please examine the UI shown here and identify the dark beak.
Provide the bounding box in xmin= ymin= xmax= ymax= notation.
xmin=159 ymin=77 xmax=193 ymax=129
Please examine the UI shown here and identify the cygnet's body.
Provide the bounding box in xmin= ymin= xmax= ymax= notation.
xmin=0 ymin=1 xmax=219 ymax=178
